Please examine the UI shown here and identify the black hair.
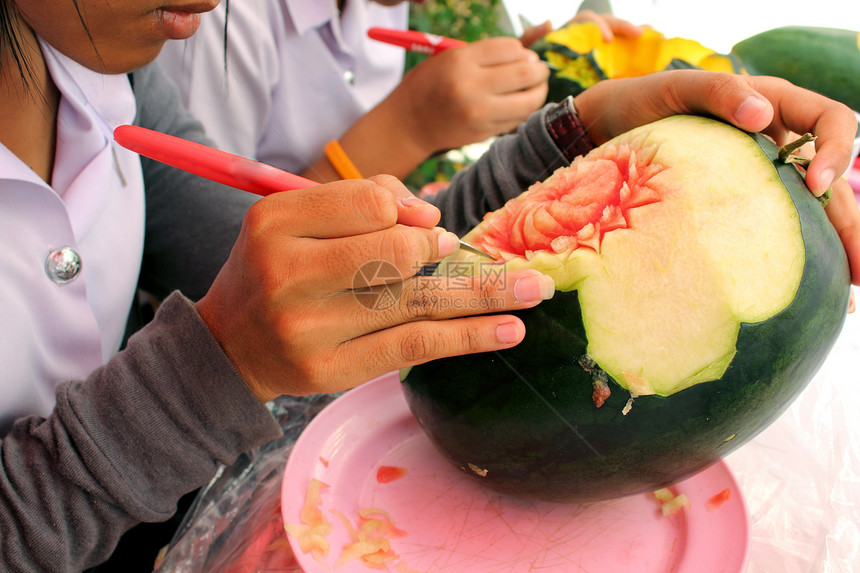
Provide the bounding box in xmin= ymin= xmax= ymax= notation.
xmin=1 ymin=0 xmax=231 ymax=87
xmin=223 ymin=0 xmax=230 ymax=70
xmin=0 ymin=0 xmax=34 ymax=85
xmin=0 ymin=0 xmax=102 ymax=94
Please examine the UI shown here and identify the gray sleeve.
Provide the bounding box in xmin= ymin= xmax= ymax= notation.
xmin=0 ymin=293 xmax=282 ymax=572
xmin=131 ymin=63 xmax=259 ymax=302
xmin=431 ymin=104 xmax=569 ymax=236
xmin=0 ymin=65 xmax=281 ymax=571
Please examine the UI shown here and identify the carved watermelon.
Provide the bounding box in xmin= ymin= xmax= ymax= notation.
xmin=401 ymin=115 xmax=850 ymax=503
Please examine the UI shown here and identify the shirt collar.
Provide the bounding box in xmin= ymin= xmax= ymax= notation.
xmin=40 ymin=39 xmax=135 ymax=135
xmin=284 ymin=0 xmax=339 ymax=36
xmin=0 ymin=39 xmax=135 ymax=188
xmin=40 ymin=38 xmax=136 ymax=197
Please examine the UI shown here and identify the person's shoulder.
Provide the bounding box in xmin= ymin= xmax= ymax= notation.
xmin=129 ymin=62 xmax=176 ymax=99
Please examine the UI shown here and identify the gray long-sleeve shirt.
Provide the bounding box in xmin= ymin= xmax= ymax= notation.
xmin=0 ymin=62 xmax=569 ymax=572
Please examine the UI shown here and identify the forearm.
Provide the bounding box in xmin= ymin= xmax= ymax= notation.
xmin=0 ymin=293 xmax=281 ymax=572
xmin=300 ymin=97 xmax=432 ymax=182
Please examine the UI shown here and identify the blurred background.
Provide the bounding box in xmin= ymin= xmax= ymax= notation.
xmin=405 ymin=0 xmax=860 ymax=193
xmin=504 ymin=0 xmax=860 ymax=52
xmin=409 ymin=0 xmax=860 ymax=50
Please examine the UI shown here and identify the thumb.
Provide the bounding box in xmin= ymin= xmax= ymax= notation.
xmin=368 ymin=174 xmax=441 ymax=229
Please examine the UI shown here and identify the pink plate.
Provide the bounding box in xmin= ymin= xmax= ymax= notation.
xmin=282 ymin=372 xmax=750 ymax=573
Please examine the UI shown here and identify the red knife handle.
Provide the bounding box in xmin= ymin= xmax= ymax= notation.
xmin=113 ymin=125 xmax=318 ymax=195
xmin=368 ymin=27 xmax=466 ymax=55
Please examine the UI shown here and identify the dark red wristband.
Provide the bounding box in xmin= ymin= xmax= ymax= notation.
xmin=545 ymin=95 xmax=596 ymax=162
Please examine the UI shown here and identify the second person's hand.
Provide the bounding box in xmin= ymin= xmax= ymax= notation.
xmin=391 ymin=36 xmax=550 ymax=154
xmin=311 ymin=37 xmax=549 ymax=182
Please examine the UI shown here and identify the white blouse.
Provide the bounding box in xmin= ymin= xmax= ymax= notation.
xmin=0 ymin=41 xmax=144 ymax=423
xmin=156 ymin=0 xmax=409 ymax=174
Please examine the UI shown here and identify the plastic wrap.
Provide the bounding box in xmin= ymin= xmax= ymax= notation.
xmin=153 ymin=393 xmax=338 ymax=573
xmin=726 ymin=300 xmax=860 ymax=573
xmin=155 ymin=299 xmax=859 ymax=572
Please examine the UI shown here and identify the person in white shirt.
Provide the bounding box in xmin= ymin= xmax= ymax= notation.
xmin=157 ymin=1 xmax=644 ymax=183
xmin=157 ymin=0 xmax=551 ymax=181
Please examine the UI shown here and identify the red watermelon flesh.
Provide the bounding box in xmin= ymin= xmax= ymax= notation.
xmin=475 ymin=145 xmax=664 ymax=260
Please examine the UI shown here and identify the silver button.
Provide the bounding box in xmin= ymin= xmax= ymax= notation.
xmin=45 ymin=247 xmax=82 ymax=284
xmin=343 ymin=70 xmax=355 ymax=85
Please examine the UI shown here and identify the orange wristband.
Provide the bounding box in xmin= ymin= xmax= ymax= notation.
xmin=323 ymin=140 xmax=363 ymax=179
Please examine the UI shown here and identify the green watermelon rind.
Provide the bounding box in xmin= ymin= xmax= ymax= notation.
xmin=732 ymin=26 xmax=860 ymax=112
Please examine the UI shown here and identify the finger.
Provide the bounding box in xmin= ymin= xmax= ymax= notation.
xmin=282 ymin=225 xmax=460 ymax=293
xmin=519 ymin=20 xmax=552 ymax=48
xmin=367 ymin=174 xmax=441 ymax=229
xmin=294 ymin=315 xmax=529 ymax=396
xmin=746 ymin=76 xmax=857 ymax=194
xmin=578 ymin=71 xmax=856 ymax=195
xmin=467 ymin=36 xmax=538 ymax=66
xmin=664 ymin=73 xmax=854 ymax=193
xmin=607 ymin=17 xmax=644 ymax=39
xmin=479 ymin=55 xmax=550 ymax=95
xmin=662 ymin=71 xmax=776 ymax=132
xmin=484 ymin=82 xmax=551 ymax=128
xmin=334 ymin=269 xmax=555 ymax=338
xmin=824 ymin=178 xmax=860 ymax=286
xmin=568 ymin=9 xmax=601 ymax=30
xmin=575 ymin=71 xmax=774 ymax=144
xmin=255 ymin=178 xmax=399 ymax=238
xmin=333 ymin=314 xmax=529 ymax=389
xmin=569 ymin=10 xmax=640 ymax=43
xmin=588 ymin=17 xmax=615 ymax=43
xmin=244 ymin=314 xmax=530 ymax=398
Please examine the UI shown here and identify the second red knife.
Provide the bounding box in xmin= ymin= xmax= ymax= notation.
xmin=368 ymin=27 xmax=466 ymax=55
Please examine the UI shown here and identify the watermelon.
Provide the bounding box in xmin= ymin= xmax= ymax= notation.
xmin=401 ymin=115 xmax=850 ymax=503
xmin=732 ymin=26 xmax=860 ymax=112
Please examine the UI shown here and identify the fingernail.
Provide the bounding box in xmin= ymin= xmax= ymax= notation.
xmin=436 ymin=228 xmax=459 ymax=258
xmin=401 ymin=195 xmax=431 ymax=208
xmin=819 ymin=169 xmax=835 ymax=192
xmin=495 ymin=321 xmax=524 ymax=344
xmin=849 ymin=291 xmax=856 ymax=314
xmin=733 ymin=96 xmax=769 ymax=125
xmin=514 ymin=273 xmax=555 ymax=302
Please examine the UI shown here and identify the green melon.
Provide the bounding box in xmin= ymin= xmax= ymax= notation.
xmin=401 ymin=115 xmax=850 ymax=503
xmin=732 ymin=26 xmax=860 ymax=112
